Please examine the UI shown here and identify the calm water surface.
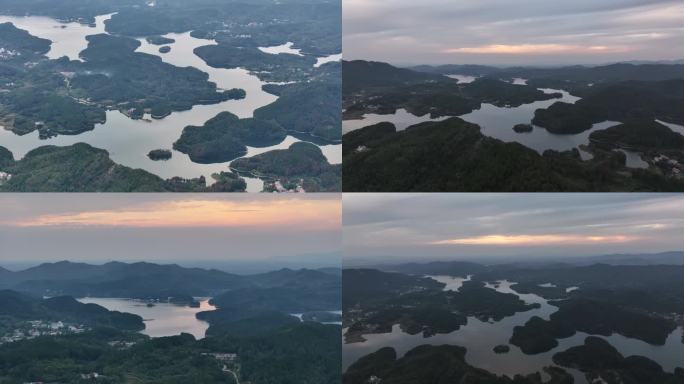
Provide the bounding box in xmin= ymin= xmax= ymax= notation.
xmin=343 ymin=77 xmax=684 ymax=167
xmin=342 ymin=108 xmax=449 ymax=134
xmin=258 ymin=42 xmax=303 ymax=56
xmin=315 ymin=53 xmax=342 ymax=68
xmin=0 ymin=13 xmax=112 ymax=61
xmin=427 ymin=274 xmax=472 ymax=292
xmin=343 ymin=278 xmax=684 ymax=383
xmin=343 ymin=85 xmax=624 ymax=160
xmin=447 ymin=74 xmax=478 ymax=83
xmin=78 ymin=297 xmax=216 ymax=339
xmin=0 ymin=15 xmax=341 ymax=191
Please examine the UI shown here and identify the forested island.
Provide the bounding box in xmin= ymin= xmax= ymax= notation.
xmin=343 ymin=60 xmax=684 ymax=191
xmin=0 ymin=0 xmax=341 ymax=192
xmin=231 ymin=142 xmax=342 ymax=192
xmin=0 ymin=143 xmax=223 ymax=192
xmin=343 ymin=256 xmax=684 ymax=384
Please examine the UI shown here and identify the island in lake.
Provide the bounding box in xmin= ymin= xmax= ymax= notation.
xmin=343 ymin=60 xmax=684 ymax=192
xmin=0 ymin=194 xmax=342 ymax=383
xmin=343 ymin=260 xmax=684 ymax=384
xmin=0 ymin=0 xmax=341 ymax=192
xmin=0 ymin=261 xmax=342 ymax=384
xmin=343 ymin=194 xmax=684 ymax=384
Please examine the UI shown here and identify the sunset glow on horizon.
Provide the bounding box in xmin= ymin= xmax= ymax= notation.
xmin=442 ymin=44 xmax=631 ymax=55
xmin=431 ymin=234 xmax=637 ymax=246
xmin=0 ymin=195 xmax=341 ymax=265
xmin=10 ymin=197 xmax=341 ymax=230
xmin=344 ymin=0 xmax=684 ymax=65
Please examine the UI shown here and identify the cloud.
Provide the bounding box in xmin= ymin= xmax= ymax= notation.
xmin=343 ymin=0 xmax=684 ymax=65
xmin=0 ymin=195 xmax=342 ymax=265
xmin=12 ymin=198 xmax=340 ymax=230
xmin=343 ymin=194 xmax=684 ymax=262
xmin=431 ymin=234 xmax=637 ymax=246
xmin=442 ymin=44 xmax=631 ymax=55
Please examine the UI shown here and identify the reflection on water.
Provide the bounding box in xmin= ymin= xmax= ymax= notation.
xmin=458 ymin=89 xmax=612 ymax=154
xmin=343 ymin=278 xmax=684 ymax=383
xmin=0 ymin=16 xmax=341 ymax=190
xmin=78 ymin=297 xmax=216 ymax=339
xmin=341 ymin=84 xmax=628 ymax=158
xmin=342 ymin=108 xmax=449 ymax=134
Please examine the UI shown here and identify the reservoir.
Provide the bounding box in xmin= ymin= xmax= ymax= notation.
xmin=343 ymin=108 xmax=449 ymax=134
xmin=342 ymin=79 xmax=676 ymax=167
xmin=0 ymin=14 xmax=341 ymax=191
xmin=343 ymin=277 xmax=684 ymax=384
xmin=78 ymin=297 xmax=216 ymax=339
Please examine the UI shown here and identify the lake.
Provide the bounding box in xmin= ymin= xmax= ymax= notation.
xmin=426 ymin=274 xmax=472 ymax=291
xmin=315 ymin=53 xmax=343 ymax=68
xmin=258 ymin=42 xmax=303 ymax=56
xmin=291 ymin=310 xmax=343 ymax=325
xmin=342 ymin=80 xmax=676 ymax=168
xmin=447 ymin=74 xmax=478 ymax=83
xmin=0 ymin=14 xmax=341 ymax=192
xmin=342 ymin=108 xmax=449 ymax=134
xmin=343 ymin=278 xmax=684 ymax=383
xmin=78 ymin=297 xmax=215 ymax=339
xmin=0 ymin=13 xmax=112 ymax=61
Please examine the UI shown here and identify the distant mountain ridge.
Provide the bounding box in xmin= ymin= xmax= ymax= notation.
xmin=575 ymin=251 xmax=684 ymax=266
xmin=409 ymin=62 xmax=684 ymax=83
xmin=355 ymin=251 xmax=684 ymax=270
xmin=0 ymin=289 xmax=144 ymax=331
xmin=342 ymin=60 xmax=451 ymax=94
xmin=0 ymin=261 xmax=340 ymax=301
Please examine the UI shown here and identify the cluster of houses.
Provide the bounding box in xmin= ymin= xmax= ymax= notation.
xmin=1 ymin=320 xmax=86 ymax=345
xmin=269 ymin=180 xmax=306 ymax=193
xmin=107 ymin=340 xmax=138 ymax=350
xmin=202 ymin=352 xmax=238 ymax=364
xmin=0 ymin=171 xmax=11 ymax=185
xmin=80 ymin=372 xmax=104 ymax=380
xmin=653 ymin=154 xmax=684 ymax=177
xmin=0 ymin=47 xmax=19 ymax=60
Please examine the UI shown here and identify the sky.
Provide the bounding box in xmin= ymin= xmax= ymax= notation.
xmin=0 ymin=194 xmax=341 ymax=273
xmin=344 ymin=193 xmax=684 ymax=265
xmin=343 ymin=0 xmax=684 ymax=65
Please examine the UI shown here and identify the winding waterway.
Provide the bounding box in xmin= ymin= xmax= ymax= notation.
xmin=258 ymin=42 xmax=303 ymax=56
xmin=78 ymin=297 xmax=216 ymax=339
xmin=342 ymin=108 xmax=450 ymax=134
xmin=0 ymin=13 xmax=112 ymax=61
xmin=343 ymin=278 xmax=684 ymax=383
xmin=0 ymin=14 xmax=341 ymax=191
xmin=342 ymin=79 xmax=669 ymax=166
xmin=426 ymin=274 xmax=471 ymax=291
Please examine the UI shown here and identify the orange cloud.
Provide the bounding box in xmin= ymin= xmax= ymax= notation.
xmin=442 ymin=44 xmax=631 ymax=55
xmin=14 ymin=198 xmax=340 ymax=230
xmin=432 ymin=234 xmax=636 ymax=246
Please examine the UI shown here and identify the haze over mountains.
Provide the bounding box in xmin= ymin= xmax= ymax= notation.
xmin=0 ymin=261 xmax=341 ymax=306
xmin=0 ymin=259 xmax=342 ymax=384
xmin=347 ymin=251 xmax=684 ymax=269
xmin=343 ymin=59 xmax=684 ymax=192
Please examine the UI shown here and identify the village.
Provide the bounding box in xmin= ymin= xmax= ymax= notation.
xmin=0 ymin=320 xmax=87 ymax=345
